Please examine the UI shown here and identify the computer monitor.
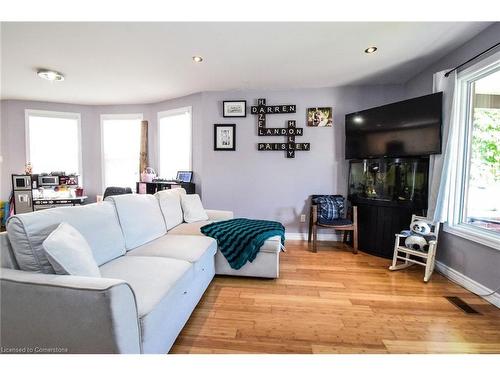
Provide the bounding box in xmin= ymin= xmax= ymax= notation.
xmin=176 ymin=171 xmax=193 ymax=183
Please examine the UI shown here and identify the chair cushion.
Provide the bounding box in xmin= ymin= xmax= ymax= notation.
xmin=154 ymin=188 xmax=186 ymax=230
xmin=313 ymin=195 xmax=345 ymax=222
xmin=105 ymin=194 xmax=167 ymax=250
xmin=6 ymin=202 xmax=126 ymax=273
xmin=181 ymin=194 xmax=209 ymax=223
xmin=318 ymin=218 xmax=353 ymax=226
xmin=42 ymin=222 xmax=101 ymax=277
xmin=126 ymin=234 xmax=217 ymax=263
xmin=167 ymin=221 xmax=213 ymax=235
xmin=99 ymin=256 xmax=192 ymax=317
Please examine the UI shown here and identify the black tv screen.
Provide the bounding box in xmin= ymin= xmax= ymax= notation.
xmin=345 ymin=92 xmax=442 ymax=159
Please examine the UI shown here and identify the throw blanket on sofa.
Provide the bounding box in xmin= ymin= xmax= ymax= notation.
xmin=200 ymin=218 xmax=285 ymax=270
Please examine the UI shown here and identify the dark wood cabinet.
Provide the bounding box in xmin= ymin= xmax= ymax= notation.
xmin=353 ymin=198 xmax=426 ymax=259
xmin=136 ymin=181 xmax=195 ymax=195
xmin=348 ymin=158 xmax=429 ymax=259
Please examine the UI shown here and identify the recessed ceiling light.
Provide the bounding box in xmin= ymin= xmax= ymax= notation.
xmin=37 ymin=69 xmax=64 ymax=81
xmin=364 ymin=46 xmax=378 ymax=54
xmin=192 ymin=56 xmax=203 ymax=63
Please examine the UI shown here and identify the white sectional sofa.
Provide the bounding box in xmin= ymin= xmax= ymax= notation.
xmin=0 ymin=188 xmax=281 ymax=354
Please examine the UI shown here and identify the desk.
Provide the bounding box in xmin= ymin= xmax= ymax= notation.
xmin=136 ymin=181 xmax=195 ymax=195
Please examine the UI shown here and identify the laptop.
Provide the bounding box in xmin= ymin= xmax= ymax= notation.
xmin=176 ymin=171 xmax=193 ymax=183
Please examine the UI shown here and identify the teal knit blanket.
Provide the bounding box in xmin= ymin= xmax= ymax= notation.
xmin=200 ymin=218 xmax=285 ymax=270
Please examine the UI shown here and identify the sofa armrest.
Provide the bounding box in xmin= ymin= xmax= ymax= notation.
xmin=205 ymin=209 xmax=234 ymax=221
xmin=0 ymin=268 xmax=141 ymax=354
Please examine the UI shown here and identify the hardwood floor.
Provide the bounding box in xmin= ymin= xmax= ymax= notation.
xmin=171 ymin=240 xmax=500 ymax=354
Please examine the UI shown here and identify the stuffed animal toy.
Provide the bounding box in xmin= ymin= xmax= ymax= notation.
xmin=400 ymin=219 xmax=436 ymax=252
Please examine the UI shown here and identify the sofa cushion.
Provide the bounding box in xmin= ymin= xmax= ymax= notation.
xmin=99 ymin=256 xmax=192 ymax=318
xmin=154 ymin=188 xmax=186 ymax=230
xmin=0 ymin=233 xmax=18 ymax=270
xmin=257 ymin=235 xmax=282 ymax=253
xmin=43 ymin=222 xmax=101 ymax=277
xmin=6 ymin=202 xmax=126 ymax=273
xmin=167 ymin=221 xmax=213 ymax=236
xmin=169 ymin=222 xmax=281 ymax=255
xmin=166 ymin=216 xmax=281 ymax=253
xmin=127 ymin=234 xmax=217 ymax=263
xmin=181 ymin=194 xmax=209 ymax=223
xmin=205 ymin=209 xmax=234 ymax=222
xmin=105 ymin=194 xmax=167 ymax=250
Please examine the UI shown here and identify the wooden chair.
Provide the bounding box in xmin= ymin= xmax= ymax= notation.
xmin=389 ymin=214 xmax=440 ymax=282
xmin=308 ymin=195 xmax=358 ymax=254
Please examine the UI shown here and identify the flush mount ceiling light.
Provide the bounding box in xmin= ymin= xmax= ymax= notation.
xmin=364 ymin=46 xmax=378 ymax=54
xmin=37 ymin=69 xmax=65 ymax=81
xmin=192 ymin=56 xmax=203 ymax=63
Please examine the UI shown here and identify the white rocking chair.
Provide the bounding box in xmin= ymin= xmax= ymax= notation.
xmin=389 ymin=215 xmax=440 ymax=282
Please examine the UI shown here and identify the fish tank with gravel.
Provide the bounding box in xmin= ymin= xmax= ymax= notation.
xmin=348 ymin=158 xmax=429 ymax=208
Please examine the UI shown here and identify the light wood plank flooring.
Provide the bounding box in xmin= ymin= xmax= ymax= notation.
xmin=171 ymin=240 xmax=500 ymax=354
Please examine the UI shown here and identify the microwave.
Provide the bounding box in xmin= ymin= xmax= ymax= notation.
xmin=38 ymin=175 xmax=60 ymax=187
xmin=12 ymin=175 xmax=32 ymax=190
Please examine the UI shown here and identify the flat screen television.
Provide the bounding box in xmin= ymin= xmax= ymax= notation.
xmin=345 ymin=92 xmax=442 ymax=159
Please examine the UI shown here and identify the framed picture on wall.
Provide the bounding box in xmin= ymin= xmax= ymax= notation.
xmin=307 ymin=107 xmax=333 ymax=127
xmin=223 ymin=100 xmax=247 ymax=117
xmin=214 ymin=124 xmax=236 ymax=151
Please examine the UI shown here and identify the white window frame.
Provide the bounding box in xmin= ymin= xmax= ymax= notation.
xmin=100 ymin=113 xmax=143 ymax=192
xmin=444 ymin=50 xmax=500 ymax=250
xmin=157 ymin=106 xmax=192 ymax=178
xmin=24 ymin=109 xmax=83 ymax=180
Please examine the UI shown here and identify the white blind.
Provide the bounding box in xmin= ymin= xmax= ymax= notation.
xmin=158 ymin=109 xmax=192 ymax=179
xmin=27 ymin=112 xmax=81 ymax=176
xmin=102 ymin=115 xmax=142 ymax=190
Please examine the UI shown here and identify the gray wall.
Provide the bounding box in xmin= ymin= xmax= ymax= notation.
xmin=1 ymin=22 xmax=498 ymax=292
xmin=404 ymin=22 xmax=500 ymax=291
xmin=0 ymin=100 xmax=153 ymax=202
xmin=197 ymin=87 xmax=404 ymax=232
xmin=0 ymin=85 xmax=405 ymax=233
xmin=405 ymin=22 xmax=500 ymax=98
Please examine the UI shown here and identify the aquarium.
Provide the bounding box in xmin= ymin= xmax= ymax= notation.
xmin=348 ymin=158 xmax=429 ymax=207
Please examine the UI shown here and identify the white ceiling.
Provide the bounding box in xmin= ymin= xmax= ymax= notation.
xmin=0 ymin=22 xmax=492 ymax=105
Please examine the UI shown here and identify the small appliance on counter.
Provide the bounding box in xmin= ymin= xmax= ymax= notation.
xmin=11 ymin=172 xmax=87 ymax=214
xmin=12 ymin=174 xmax=34 ymax=214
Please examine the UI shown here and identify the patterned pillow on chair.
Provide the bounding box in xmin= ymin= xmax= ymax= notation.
xmin=313 ymin=195 xmax=345 ymax=224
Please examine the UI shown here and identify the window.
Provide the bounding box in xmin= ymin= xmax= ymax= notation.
xmin=25 ymin=110 xmax=82 ymax=176
xmin=101 ymin=114 xmax=142 ymax=191
xmin=158 ymin=107 xmax=192 ymax=179
xmin=447 ymin=52 xmax=500 ymax=249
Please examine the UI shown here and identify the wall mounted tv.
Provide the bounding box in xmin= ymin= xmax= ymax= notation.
xmin=345 ymin=92 xmax=443 ymax=159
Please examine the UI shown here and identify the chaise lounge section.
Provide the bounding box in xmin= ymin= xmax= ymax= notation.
xmin=0 ymin=188 xmax=281 ymax=353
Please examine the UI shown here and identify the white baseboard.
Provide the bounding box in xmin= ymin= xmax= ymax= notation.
xmin=435 ymin=261 xmax=500 ymax=308
xmin=285 ymin=232 xmax=342 ymax=241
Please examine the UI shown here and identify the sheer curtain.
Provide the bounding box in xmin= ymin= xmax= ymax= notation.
xmin=428 ymin=70 xmax=459 ymax=222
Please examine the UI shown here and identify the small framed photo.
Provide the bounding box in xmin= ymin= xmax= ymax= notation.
xmin=307 ymin=107 xmax=333 ymax=127
xmin=223 ymin=100 xmax=247 ymax=118
xmin=214 ymin=124 xmax=236 ymax=151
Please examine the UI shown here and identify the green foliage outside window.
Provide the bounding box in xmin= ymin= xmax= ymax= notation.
xmin=470 ymin=108 xmax=500 ymax=187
